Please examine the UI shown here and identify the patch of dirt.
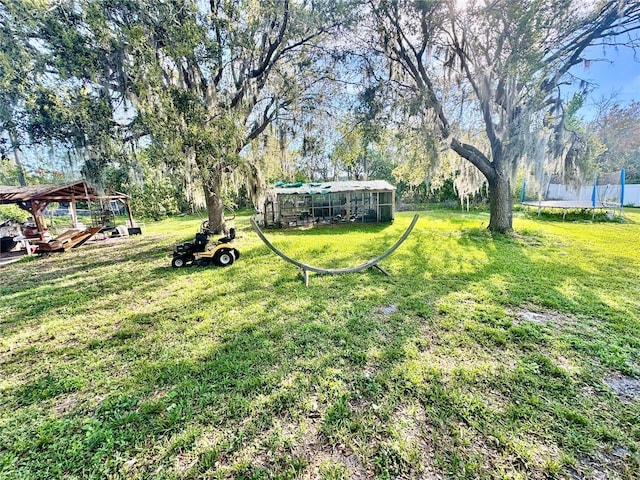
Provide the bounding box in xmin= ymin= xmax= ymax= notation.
xmin=603 ymin=372 xmax=640 ymax=402
xmin=174 ymin=452 xmax=198 ymax=475
xmin=515 ymin=307 xmax=573 ymax=326
xmin=518 ymin=311 xmax=549 ymax=324
xmin=378 ymin=304 xmax=399 ymax=316
xmin=554 ymin=355 xmax=580 ymax=375
xmin=514 ymin=305 xmax=598 ymax=333
xmin=393 ymin=403 xmax=444 ymax=479
xmin=54 ymin=393 xmax=79 ymax=415
xmin=571 ymin=448 xmax=638 ymax=480
xmin=0 ymin=349 xmax=14 ymax=363
xmin=478 ymin=390 xmax=509 ymax=415
xmin=294 ymin=419 xmax=372 ymax=479
xmin=567 ymin=462 xmax=607 ymax=480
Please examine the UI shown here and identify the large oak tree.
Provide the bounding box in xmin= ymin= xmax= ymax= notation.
xmin=367 ymin=0 xmax=640 ymax=232
xmin=101 ymin=0 xmax=346 ymax=231
xmin=5 ymin=0 xmax=346 ymax=231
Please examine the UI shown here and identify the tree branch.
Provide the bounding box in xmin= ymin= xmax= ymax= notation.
xmin=450 ymin=137 xmax=495 ymax=181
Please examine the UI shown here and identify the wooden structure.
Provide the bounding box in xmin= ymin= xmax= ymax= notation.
xmin=251 ymin=214 xmax=419 ymax=286
xmin=36 ymin=227 xmax=103 ymax=252
xmin=264 ymin=180 xmax=396 ymax=227
xmin=0 ymin=180 xmax=134 ymax=241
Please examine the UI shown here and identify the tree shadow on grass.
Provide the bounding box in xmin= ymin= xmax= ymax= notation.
xmin=2 ymin=223 xmax=639 ymax=479
xmin=394 ymin=226 xmax=640 ymax=477
xmin=0 ymin=236 xmax=178 ymax=330
xmin=2 ymin=271 xmax=427 ymax=478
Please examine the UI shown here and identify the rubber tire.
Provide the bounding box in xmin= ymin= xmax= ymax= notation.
xmin=172 ymin=256 xmax=186 ymax=268
xmin=231 ymin=248 xmax=240 ymax=260
xmin=214 ymin=249 xmax=234 ymax=267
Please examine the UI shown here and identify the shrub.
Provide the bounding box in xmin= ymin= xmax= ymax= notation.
xmin=0 ymin=204 xmax=30 ymax=223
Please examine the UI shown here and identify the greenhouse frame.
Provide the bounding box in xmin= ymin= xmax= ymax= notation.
xmin=263 ymin=180 xmax=396 ymax=227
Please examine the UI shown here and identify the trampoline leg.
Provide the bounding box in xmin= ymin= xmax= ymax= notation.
xmin=303 ymin=268 xmax=309 ymax=287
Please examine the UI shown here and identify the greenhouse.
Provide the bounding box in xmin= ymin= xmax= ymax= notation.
xmin=263 ymin=180 xmax=396 ymax=227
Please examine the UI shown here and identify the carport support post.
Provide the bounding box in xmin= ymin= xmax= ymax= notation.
xmin=124 ymin=199 xmax=135 ymax=228
xmin=69 ymin=198 xmax=79 ymax=228
xmin=29 ymin=200 xmax=48 ymax=241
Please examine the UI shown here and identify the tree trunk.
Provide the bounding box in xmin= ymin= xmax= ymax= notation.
xmin=487 ymin=173 xmax=512 ymax=233
xmin=450 ymin=137 xmax=513 ymax=233
xmin=9 ymin=130 xmax=26 ymax=187
xmin=203 ymin=170 xmax=226 ymax=234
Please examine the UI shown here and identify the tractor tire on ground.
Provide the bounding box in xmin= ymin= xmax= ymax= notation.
xmin=172 ymin=256 xmax=186 ymax=268
xmin=214 ymin=249 xmax=234 ymax=267
xmin=231 ymin=248 xmax=240 ymax=260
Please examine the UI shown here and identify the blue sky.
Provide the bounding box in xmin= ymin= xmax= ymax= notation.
xmin=569 ymin=45 xmax=640 ymax=116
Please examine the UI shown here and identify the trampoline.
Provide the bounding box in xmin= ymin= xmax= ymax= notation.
xmin=520 ymin=170 xmax=625 ymax=218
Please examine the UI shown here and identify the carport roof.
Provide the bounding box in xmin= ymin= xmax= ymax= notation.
xmin=0 ymin=180 xmax=129 ymax=204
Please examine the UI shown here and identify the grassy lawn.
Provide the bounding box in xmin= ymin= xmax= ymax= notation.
xmin=1 ymin=208 xmax=639 ymax=479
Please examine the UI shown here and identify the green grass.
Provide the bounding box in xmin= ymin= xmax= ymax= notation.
xmin=1 ymin=208 xmax=639 ymax=479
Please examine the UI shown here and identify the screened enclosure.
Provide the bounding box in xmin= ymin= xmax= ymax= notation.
xmin=263 ymin=181 xmax=396 ymax=227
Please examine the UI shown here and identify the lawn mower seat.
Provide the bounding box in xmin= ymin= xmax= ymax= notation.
xmin=217 ymin=228 xmax=235 ymax=244
xmin=194 ymin=232 xmax=208 ymax=252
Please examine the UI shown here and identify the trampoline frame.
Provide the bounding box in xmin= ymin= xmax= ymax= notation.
xmin=520 ymin=169 xmax=625 ymax=218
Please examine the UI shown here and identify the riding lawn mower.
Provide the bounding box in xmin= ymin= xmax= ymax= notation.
xmin=171 ymin=221 xmax=239 ymax=268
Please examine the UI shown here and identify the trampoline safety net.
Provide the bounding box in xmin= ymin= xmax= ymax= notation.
xmin=520 ymin=170 xmax=625 ymax=209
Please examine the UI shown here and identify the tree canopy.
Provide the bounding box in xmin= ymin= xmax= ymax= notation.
xmin=1 ymin=0 xmax=348 ymax=230
xmin=1 ymin=0 xmax=639 ymax=231
xmin=364 ymin=0 xmax=640 ymax=231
